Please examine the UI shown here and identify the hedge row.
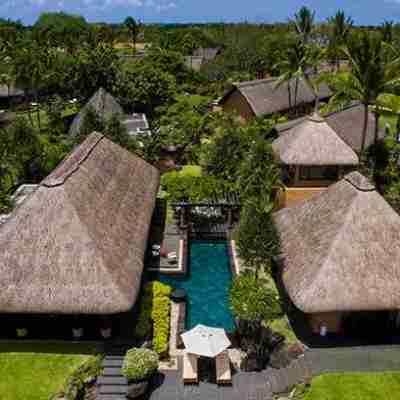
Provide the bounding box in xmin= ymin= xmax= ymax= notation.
xmin=135 ymin=281 xmax=172 ymax=356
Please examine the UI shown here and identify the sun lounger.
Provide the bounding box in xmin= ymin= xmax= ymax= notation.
xmin=183 ymin=352 xmax=198 ymax=384
xmin=216 ymin=350 xmax=231 ymax=385
xmin=168 ymin=252 xmax=177 ymax=260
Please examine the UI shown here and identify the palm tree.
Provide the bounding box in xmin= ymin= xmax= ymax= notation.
xmin=292 ymin=6 xmax=316 ymax=44
xmin=124 ymin=17 xmax=140 ymax=55
xmin=274 ymin=39 xmax=308 ymax=115
xmin=328 ymin=10 xmax=353 ymax=71
xmin=329 ymin=32 xmax=400 ymax=153
xmin=382 ymin=21 xmax=394 ymax=44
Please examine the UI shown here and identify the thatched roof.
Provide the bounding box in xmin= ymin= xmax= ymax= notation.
xmin=274 ymin=172 xmax=400 ymax=313
xmin=274 ymin=102 xmax=384 ymax=153
xmin=0 ymin=132 xmax=160 ymax=314
xmin=220 ymin=76 xmax=332 ymax=117
xmin=272 ymin=113 xmax=359 ymax=166
xmin=326 ymin=102 xmax=384 ymax=153
xmin=69 ymin=88 xmax=124 ymax=136
xmin=193 ymin=48 xmax=220 ymax=62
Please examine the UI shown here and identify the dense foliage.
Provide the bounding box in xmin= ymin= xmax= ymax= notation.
xmin=121 ymin=348 xmax=159 ymax=382
xmin=61 ymin=355 xmax=103 ymax=400
xmin=229 ymin=274 xmax=282 ymax=329
xmin=135 ymin=281 xmax=172 ymax=356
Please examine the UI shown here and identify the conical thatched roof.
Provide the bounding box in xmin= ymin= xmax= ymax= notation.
xmin=273 ymin=102 xmax=384 ymax=154
xmin=272 ymin=114 xmax=359 ymax=166
xmin=69 ymin=88 xmax=124 ymax=136
xmin=274 ymin=172 xmax=400 ymax=313
xmin=0 ymin=133 xmax=160 ymax=314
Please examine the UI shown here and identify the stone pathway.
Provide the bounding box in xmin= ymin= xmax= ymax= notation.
xmin=306 ymin=345 xmax=400 ymax=375
xmin=97 ymin=355 xmax=127 ymax=400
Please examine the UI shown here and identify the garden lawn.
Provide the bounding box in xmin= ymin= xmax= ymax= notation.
xmin=0 ymin=343 xmax=99 ymax=400
xmin=304 ymin=372 xmax=400 ymax=400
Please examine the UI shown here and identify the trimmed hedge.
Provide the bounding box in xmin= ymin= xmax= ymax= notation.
xmin=135 ymin=281 xmax=172 ymax=356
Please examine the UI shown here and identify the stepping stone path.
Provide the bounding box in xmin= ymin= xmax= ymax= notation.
xmin=97 ymin=355 xmax=128 ymax=400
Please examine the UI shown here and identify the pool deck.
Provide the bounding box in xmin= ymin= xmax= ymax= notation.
xmin=146 ymin=222 xmax=186 ymax=273
xmin=148 ymin=356 xmax=274 ymax=400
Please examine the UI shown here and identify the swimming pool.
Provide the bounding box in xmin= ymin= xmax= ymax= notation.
xmin=158 ymin=241 xmax=236 ymax=332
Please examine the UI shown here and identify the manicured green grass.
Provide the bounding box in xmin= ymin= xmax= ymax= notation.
xmin=175 ymin=94 xmax=211 ymax=107
xmin=303 ymin=372 xmax=400 ymax=400
xmin=0 ymin=343 xmax=99 ymax=400
xmin=270 ymin=316 xmax=299 ymax=345
xmin=256 ymin=270 xmax=300 ymax=344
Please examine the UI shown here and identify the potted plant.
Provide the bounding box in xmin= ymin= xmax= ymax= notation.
xmin=122 ymin=348 xmax=159 ymax=399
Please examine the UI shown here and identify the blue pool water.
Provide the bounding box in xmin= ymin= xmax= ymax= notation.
xmin=159 ymin=241 xmax=235 ymax=332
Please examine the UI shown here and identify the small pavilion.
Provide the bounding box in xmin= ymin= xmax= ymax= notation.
xmin=271 ymin=113 xmax=359 ymax=208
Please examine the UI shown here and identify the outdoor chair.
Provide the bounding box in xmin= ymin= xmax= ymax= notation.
xmin=183 ymin=352 xmax=199 ymax=384
xmin=216 ymin=350 xmax=232 ymax=385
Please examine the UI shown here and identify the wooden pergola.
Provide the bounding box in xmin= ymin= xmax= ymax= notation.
xmin=172 ymin=192 xmax=241 ymax=231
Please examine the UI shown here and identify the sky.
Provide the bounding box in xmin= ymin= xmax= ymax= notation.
xmin=1 ymin=0 xmax=400 ymax=26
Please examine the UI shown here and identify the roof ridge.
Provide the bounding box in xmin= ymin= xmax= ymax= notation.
xmin=42 ymin=133 xmax=105 ymax=188
xmin=344 ymin=172 xmax=375 ymax=192
xmin=235 ymin=77 xmax=278 ymax=87
xmin=325 ymin=101 xmax=363 ymax=118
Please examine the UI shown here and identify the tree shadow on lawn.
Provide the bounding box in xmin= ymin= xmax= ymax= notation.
xmin=0 ymin=341 xmax=101 ymax=355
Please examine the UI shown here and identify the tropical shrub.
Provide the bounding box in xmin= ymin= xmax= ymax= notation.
xmin=161 ymin=173 xmax=230 ymax=204
xmin=135 ymin=281 xmax=172 ymax=356
xmin=61 ymin=355 xmax=103 ymax=400
xmin=122 ymin=348 xmax=159 ymax=382
xmin=145 ymin=281 xmax=172 ymax=298
xmin=229 ymin=274 xmax=282 ymax=331
xmin=237 ymin=197 xmax=281 ymax=275
xmin=152 ymin=296 xmax=171 ymax=355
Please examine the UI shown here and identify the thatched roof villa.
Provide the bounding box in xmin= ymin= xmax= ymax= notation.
xmin=272 ymin=113 xmax=359 ymax=208
xmin=69 ymin=88 xmax=150 ymax=138
xmin=219 ymin=76 xmax=332 ymax=121
xmin=69 ymin=88 xmax=124 ymax=136
xmin=193 ymin=48 xmax=221 ymax=62
xmin=274 ymin=172 xmax=400 ymax=335
xmin=272 ymin=113 xmax=359 ymax=167
xmin=0 ymin=132 xmax=160 ymax=316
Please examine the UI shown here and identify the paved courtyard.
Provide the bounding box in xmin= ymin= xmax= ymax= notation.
xmin=146 ymin=356 xmax=272 ymax=400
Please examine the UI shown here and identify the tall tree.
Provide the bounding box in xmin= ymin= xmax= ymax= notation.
xmin=328 ymin=10 xmax=353 ymax=71
xmin=292 ymin=6 xmax=316 ymax=44
xmin=382 ymin=21 xmax=394 ymax=44
xmin=124 ymin=17 xmax=140 ymax=54
xmin=329 ymin=32 xmax=400 ymax=153
xmin=275 ymin=39 xmax=308 ymax=114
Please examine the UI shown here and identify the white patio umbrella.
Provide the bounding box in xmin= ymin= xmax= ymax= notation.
xmin=181 ymin=324 xmax=231 ymax=358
